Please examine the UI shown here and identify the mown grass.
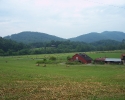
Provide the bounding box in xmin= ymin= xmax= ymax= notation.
xmin=0 ymin=51 xmax=125 ymax=100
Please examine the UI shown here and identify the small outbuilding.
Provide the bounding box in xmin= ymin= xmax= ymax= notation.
xmin=71 ymin=53 xmax=93 ymax=64
xmin=94 ymin=57 xmax=122 ymax=64
xmin=94 ymin=58 xmax=105 ymax=62
xmin=105 ymin=58 xmax=121 ymax=64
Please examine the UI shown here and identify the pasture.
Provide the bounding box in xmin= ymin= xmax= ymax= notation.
xmin=0 ymin=51 xmax=125 ymax=100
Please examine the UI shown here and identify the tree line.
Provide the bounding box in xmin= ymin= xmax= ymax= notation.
xmin=0 ymin=37 xmax=125 ymax=56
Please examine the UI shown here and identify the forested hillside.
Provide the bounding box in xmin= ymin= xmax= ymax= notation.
xmin=0 ymin=37 xmax=29 ymax=56
xmin=69 ymin=31 xmax=125 ymax=43
xmin=0 ymin=37 xmax=125 ymax=56
xmin=4 ymin=31 xmax=65 ymax=44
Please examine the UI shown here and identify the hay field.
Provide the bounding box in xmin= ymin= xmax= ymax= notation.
xmin=0 ymin=52 xmax=125 ymax=100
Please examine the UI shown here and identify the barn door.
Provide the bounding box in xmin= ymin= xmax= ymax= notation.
xmin=76 ymin=57 xmax=78 ymax=60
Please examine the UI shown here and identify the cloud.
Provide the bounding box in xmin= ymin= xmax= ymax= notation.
xmin=0 ymin=0 xmax=125 ymax=38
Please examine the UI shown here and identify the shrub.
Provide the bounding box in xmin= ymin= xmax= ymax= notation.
xmin=36 ymin=58 xmax=47 ymax=64
xmin=36 ymin=57 xmax=57 ymax=64
xmin=36 ymin=60 xmax=44 ymax=64
xmin=49 ymin=56 xmax=56 ymax=61
xmin=66 ymin=61 xmax=82 ymax=65
xmin=67 ymin=56 xmax=71 ymax=60
xmin=43 ymin=58 xmax=47 ymax=62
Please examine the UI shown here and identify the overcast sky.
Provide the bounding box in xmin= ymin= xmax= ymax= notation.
xmin=0 ymin=0 xmax=125 ymax=38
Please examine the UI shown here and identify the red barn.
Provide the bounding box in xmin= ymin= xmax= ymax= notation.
xmin=71 ymin=53 xmax=93 ymax=64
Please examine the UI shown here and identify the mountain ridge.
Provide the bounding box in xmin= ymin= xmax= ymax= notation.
xmin=69 ymin=31 xmax=125 ymax=43
xmin=4 ymin=31 xmax=65 ymax=43
xmin=3 ymin=31 xmax=125 ymax=43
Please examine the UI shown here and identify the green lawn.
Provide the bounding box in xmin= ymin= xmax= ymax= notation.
xmin=0 ymin=52 xmax=125 ymax=100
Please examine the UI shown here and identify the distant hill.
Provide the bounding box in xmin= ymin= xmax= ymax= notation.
xmin=4 ymin=31 xmax=65 ymax=43
xmin=69 ymin=31 xmax=125 ymax=43
xmin=4 ymin=31 xmax=125 ymax=43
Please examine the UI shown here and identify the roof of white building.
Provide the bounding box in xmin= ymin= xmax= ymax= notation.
xmin=105 ymin=58 xmax=121 ymax=62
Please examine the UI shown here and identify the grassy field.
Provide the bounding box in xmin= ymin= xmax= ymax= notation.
xmin=0 ymin=51 xmax=125 ymax=100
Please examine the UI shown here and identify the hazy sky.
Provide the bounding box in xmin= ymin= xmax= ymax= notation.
xmin=0 ymin=0 xmax=125 ymax=38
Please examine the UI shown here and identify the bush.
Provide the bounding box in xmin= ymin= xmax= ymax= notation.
xmin=67 ymin=56 xmax=71 ymax=60
xmin=36 ymin=57 xmax=58 ymax=64
xmin=36 ymin=60 xmax=45 ymax=64
xmin=66 ymin=61 xmax=82 ymax=65
xmin=49 ymin=56 xmax=56 ymax=61
xmin=36 ymin=58 xmax=47 ymax=64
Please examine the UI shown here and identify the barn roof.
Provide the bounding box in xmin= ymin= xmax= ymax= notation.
xmin=105 ymin=58 xmax=121 ymax=62
xmin=95 ymin=58 xmax=106 ymax=61
xmin=121 ymin=54 xmax=125 ymax=56
xmin=78 ymin=53 xmax=93 ymax=60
